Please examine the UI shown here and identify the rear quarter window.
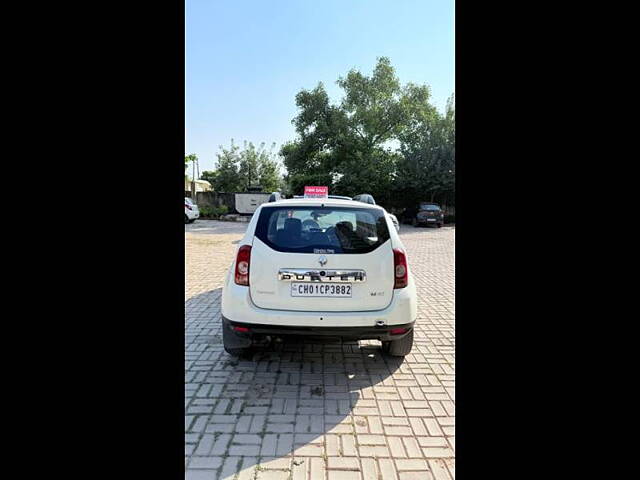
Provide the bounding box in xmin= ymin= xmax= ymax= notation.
xmin=255 ymin=206 xmax=390 ymax=254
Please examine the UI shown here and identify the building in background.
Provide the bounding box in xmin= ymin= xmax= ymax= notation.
xmin=184 ymin=178 xmax=212 ymax=195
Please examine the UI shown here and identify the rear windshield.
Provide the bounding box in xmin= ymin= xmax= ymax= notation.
xmin=255 ymin=206 xmax=390 ymax=254
xmin=420 ymin=204 xmax=440 ymax=211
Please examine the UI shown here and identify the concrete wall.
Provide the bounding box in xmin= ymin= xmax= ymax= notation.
xmin=190 ymin=191 xmax=271 ymax=215
xmin=234 ymin=193 xmax=271 ymax=214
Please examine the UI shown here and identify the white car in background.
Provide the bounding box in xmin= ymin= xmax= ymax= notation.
xmin=185 ymin=197 xmax=199 ymax=223
xmin=221 ymin=197 xmax=417 ymax=357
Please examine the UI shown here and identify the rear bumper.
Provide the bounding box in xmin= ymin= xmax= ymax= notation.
xmin=223 ymin=315 xmax=414 ymax=348
xmin=221 ymin=269 xmax=417 ymax=329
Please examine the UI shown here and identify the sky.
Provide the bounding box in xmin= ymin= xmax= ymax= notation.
xmin=186 ymin=0 xmax=454 ymax=174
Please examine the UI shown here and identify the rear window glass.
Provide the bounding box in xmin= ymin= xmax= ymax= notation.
xmin=420 ymin=204 xmax=440 ymax=211
xmin=255 ymin=206 xmax=390 ymax=254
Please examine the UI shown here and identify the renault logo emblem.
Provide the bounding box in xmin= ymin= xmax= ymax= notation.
xmin=318 ymin=255 xmax=328 ymax=267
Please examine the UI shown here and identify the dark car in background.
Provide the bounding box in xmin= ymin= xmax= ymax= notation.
xmin=415 ymin=203 xmax=444 ymax=227
xmin=401 ymin=202 xmax=445 ymax=227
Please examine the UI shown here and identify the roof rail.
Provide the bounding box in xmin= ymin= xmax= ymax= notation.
xmin=353 ymin=194 xmax=376 ymax=205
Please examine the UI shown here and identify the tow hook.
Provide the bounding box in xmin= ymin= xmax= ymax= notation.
xmin=375 ymin=320 xmax=386 ymax=328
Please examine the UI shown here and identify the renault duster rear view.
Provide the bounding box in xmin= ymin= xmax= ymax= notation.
xmin=221 ymin=197 xmax=417 ymax=356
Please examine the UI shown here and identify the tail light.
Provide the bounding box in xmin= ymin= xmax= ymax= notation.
xmin=185 ymin=203 xmax=192 ymax=210
xmin=393 ymin=248 xmax=408 ymax=288
xmin=234 ymin=245 xmax=252 ymax=286
xmin=390 ymin=327 xmax=407 ymax=335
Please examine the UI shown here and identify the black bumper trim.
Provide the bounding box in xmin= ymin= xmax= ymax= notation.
xmin=222 ymin=316 xmax=414 ymax=342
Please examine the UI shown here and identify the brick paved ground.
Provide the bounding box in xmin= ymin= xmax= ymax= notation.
xmin=185 ymin=220 xmax=455 ymax=480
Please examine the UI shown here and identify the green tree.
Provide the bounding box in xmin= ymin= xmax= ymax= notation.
xmin=211 ymin=140 xmax=282 ymax=192
xmin=185 ymin=153 xmax=197 ymax=170
xmin=200 ymin=170 xmax=218 ymax=188
xmin=255 ymin=145 xmax=283 ymax=192
xmin=211 ymin=141 xmax=242 ymax=192
xmin=237 ymin=142 xmax=261 ymax=189
xmin=395 ymin=94 xmax=455 ymax=207
xmin=280 ymin=57 xmax=435 ymax=205
xmin=185 ymin=153 xmax=197 ymax=179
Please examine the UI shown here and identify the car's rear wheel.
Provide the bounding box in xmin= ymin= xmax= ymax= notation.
xmin=412 ymin=218 xmax=417 ymax=227
xmin=382 ymin=330 xmax=414 ymax=357
xmin=184 ymin=214 xmax=190 ymax=224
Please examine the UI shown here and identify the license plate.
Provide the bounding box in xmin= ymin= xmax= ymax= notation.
xmin=427 ymin=218 xmax=436 ymax=221
xmin=291 ymin=283 xmax=352 ymax=297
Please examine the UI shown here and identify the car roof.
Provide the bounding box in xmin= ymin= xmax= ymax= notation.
xmin=292 ymin=195 xmax=352 ymax=200
xmin=261 ymin=197 xmax=385 ymax=210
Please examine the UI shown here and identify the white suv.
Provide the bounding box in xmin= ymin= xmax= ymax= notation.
xmin=221 ymin=197 xmax=417 ymax=357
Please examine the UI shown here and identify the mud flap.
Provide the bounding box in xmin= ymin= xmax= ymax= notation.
xmin=222 ymin=317 xmax=253 ymax=349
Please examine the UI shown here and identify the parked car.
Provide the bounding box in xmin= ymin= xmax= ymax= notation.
xmin=221 ymin=197 xmax=417 ymax=357
xmin=400 ymin=202 xmax=444 ymax=228
xmin=184 ymin=197 xmax=200 ymax=223
xmin=413 ymin=203 xmax=444 ymax=227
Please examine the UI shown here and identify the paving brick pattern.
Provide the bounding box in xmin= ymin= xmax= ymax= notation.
xmin=185 ymin=221 xmax=455 ymax=479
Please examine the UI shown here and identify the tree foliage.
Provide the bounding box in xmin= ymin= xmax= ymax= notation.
xmin=192 ymin=57 xmax=454 ymax=209
xmin=280 ymin=57 xmax=454 ymax=209
xmin=185 ymin=154 xmax=197 ymax=170
xmin=209 ymin=140 xmax=282 ymax=192
xmin=199 ymin=170 xmax=218 ymax=187
xmin=185 ymin=153 xmax=197 ymax=180
xmin=396 ymin=94 xmax=455 ymax=206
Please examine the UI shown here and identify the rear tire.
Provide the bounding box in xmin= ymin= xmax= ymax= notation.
xmin=412 ymin=218 xmax=417 ymax=227
xmin=184 ymin=214 xmax=190 ymax=224
xmin=382 ymin=330 xmax=414 ymax=357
